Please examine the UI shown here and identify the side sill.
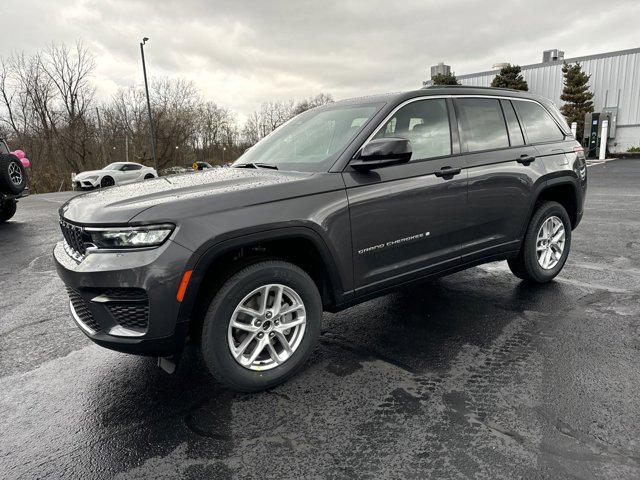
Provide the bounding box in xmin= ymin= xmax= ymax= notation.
xmin=328 ymin=251 xmax=519 ymax=313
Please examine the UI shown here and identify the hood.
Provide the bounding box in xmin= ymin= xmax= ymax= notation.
xmin=60 ymin=167 xmax=317 ymax=224
xmin=74 ymin=170 xmax=103 ymax=179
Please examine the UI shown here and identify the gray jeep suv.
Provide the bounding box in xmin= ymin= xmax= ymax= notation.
xmin=54 ymin=87 xmax=587 ymax=391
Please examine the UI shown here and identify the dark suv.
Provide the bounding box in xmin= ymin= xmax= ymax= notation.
xmin=0 ymin=138 xmax=29 ymax=223
xmin=54 ymin=87 xmax=587 ymax=391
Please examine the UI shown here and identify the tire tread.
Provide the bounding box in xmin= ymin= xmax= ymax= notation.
xmin=0 ymin=199 xmax=17 ymax=222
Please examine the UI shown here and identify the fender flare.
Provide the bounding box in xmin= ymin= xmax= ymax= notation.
xmin=519 ymin=175 xmax=581 ymax=238
xmin=176 ymin=225 xmax=347 ymax=323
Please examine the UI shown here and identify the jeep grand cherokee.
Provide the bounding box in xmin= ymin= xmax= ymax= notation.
xmin=54 ymin=87 xmax=587 ymax=391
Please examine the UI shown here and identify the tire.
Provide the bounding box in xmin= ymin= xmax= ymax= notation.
xmin=508 ymin=201 xmax=571 ymax=283
xmin=0 ymin=199 xmax=17 ymax=223
xmin=100 ymin=176 xmax=115 ymax=188
xmin=0 ymin=154 xmax=27 ymax=195
xmin=200 ymin=260 xmax=322 ymax=392
xmin=144 ymin=174 xmax=155 ymax=180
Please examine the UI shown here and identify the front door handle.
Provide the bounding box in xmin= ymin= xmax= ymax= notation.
xmin=516 ymin=154 xmax=536 ymax=164
xmin=434 ymin=166 xmax=462 ymax=178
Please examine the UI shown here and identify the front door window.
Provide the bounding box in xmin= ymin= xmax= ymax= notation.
xmin=373 ymin=99 xmax=451 ymax=161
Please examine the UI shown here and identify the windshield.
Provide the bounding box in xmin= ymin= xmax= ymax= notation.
xmin=233 ymin=102 xmax=383 ymax=172
xmin=103 ymin=163 xmax=124 ymax=171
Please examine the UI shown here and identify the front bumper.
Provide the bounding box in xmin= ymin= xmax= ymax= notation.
xmin=73 ymin=178 xmax=99 ymax=190
xmin=54 ymin=239 xmax=194 ymax=356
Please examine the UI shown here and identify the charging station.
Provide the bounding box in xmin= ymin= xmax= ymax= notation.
xmin=583 ymin=108 xmax=617 ymax=159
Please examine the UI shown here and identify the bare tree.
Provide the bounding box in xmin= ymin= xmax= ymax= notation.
xmin=46 ymin=42 xmax=95 ymax=171
xmin=242 ymin=100 xmax=293 ymax=144
xmin=149 ymin=78 xmax=199 ymax=168
xmin=292 ymin=93 xmax=334 ymax=115
xmin=0 ymin=56 xmax=21 ymax=137
xmin=195 ymin=101 xmax=236 ymax=164
xmin=242 ymin=93 xmax=333 ymax=145
xmin=103 ymin=86 xmax=149 ymax=163
xmin=0 ymin=51 xmax=69 ymax=189
xmin=1 ymin=41 xmax=335 ymax=192
xmin=42 ymin=42 xmax=95 ymax=122
xmin=0 ymin=53 xmax=56 ymax=142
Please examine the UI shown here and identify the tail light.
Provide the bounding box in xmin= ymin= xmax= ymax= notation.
xmin=573 ymin=146 xmax=586 ymax=180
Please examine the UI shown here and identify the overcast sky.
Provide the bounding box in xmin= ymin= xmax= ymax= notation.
xmin=1 ymin=0 xmax=639 ymax=121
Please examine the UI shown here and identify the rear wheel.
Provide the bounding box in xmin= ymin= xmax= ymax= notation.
xmin=508 ymin=201 xmax=571 ymax=283
xmin=144 ymin=173 xmax=155 ymax=180
xmin=200 ymin=260 xmax=322 ymax=392
xmin=100 ymin=176 xmax=115 ymax=187
xmin=0 ymin=199 xmax=17 ymax=223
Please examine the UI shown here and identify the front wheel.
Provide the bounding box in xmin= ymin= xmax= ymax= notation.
xmin=0 ymin=199 xmax=17 ymax=223
xmin=100 ymin=176 xmax=115 ymax=188
xmin=200 ymin=260 xmax=322 ymax=392
xmin=508 ymin=201 xmax=571 ymax=283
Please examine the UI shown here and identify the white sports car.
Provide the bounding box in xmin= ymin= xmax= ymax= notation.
xmin=73 ymin=162 xmax=158 ymax=190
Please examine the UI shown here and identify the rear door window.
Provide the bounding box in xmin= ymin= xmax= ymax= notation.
xmin=513 ymin=100 xmax=565 ymax=144
xmin=455 ymin=98 xmax=509 ymax=153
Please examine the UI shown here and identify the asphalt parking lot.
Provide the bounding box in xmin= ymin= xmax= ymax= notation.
xmin=1 ymin=159 xmax=639 ymax=479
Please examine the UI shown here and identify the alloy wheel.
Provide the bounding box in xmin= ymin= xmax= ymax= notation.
xmin=536 ymin=215 xmax=565 ymax=270
xmin=227 ymin=284 xmax=307 ymax=371
xmin=8 ymin=162 xmax=23 ymax=185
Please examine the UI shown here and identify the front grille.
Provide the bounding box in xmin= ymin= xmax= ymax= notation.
xmin=66 ymin=287 xmax=101 ymax=332
xmin=59 ymin=219 xmax=89 ymax=260
xmin=103 ymin=288 xmax=149 ymax=331
xmin=102 ymin=288 xmax=148 ymax=301
xmin=106 ymin=303 xmax=149 ymax=330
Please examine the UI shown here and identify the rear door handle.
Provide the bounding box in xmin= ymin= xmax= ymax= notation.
xmin=516 ymin=154 xmax=536 ymax=164
xmin=434 ymin=166 xmax=462 ymax=178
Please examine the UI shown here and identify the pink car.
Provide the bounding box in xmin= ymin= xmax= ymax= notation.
xmin=0 ymin=138 xmax=30 ymax=223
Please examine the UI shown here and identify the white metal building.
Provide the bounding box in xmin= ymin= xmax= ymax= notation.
xmin=454 ymin=48 xmax=640 ymax=153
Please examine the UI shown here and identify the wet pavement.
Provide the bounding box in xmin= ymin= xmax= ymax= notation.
xmin=1 ymin=159 xmax=639 ymax=479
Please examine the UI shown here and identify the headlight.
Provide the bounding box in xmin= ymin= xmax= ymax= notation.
xmin=86 ymin=224 xmax=174 ymax=249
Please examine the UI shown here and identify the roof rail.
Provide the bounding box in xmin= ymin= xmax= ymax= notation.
xmin=421 ymin=85 xmax=525 ymax=93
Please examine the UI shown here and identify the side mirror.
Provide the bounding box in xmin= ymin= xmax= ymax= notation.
xmin=351 ymin=137 xmax=412 ymax=171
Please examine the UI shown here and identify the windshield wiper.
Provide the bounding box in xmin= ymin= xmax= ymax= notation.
xmin=234 ymin=162 xmax=278 ymax=170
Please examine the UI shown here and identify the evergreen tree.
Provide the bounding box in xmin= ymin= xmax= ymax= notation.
xmin=560 ymin=62 xmax=594 ymax=140
xmin=429 ymin=72 xmax=460 ymax=86
xmin=491 ymin=64 xmax=528 ymax=91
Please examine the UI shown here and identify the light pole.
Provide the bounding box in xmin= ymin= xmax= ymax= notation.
xmin=140 ymin=37 xmax=158 ymax=172
xmin=222 ymin=147 xmax=226 ymax=164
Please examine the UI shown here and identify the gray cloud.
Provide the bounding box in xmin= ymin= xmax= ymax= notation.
xmin=1 ymin=0 xmax=638 ymax=119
